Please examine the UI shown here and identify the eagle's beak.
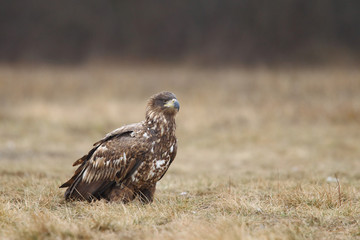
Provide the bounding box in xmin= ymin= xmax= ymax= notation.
xmin=164 ymin=99 xmax=180 ymax=111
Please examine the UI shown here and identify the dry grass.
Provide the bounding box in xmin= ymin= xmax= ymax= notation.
xmin=0 ymin=64 xmax=360 ymax=239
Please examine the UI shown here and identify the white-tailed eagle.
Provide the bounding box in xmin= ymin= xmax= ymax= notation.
xmin=60 ymin=91 xmax=179 ymax=203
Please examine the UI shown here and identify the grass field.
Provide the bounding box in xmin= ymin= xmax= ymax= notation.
xmin=0 ymin=64 xmax=360 ymax=239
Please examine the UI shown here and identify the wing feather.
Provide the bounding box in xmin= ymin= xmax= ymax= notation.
xmin=92 ymin=122 xmax=142 ymax=146
xmin=60 ymin=122 xmax=149 ymax=201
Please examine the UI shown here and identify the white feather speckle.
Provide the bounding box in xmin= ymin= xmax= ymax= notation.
xmin=156 ymin=160 xmax=166 ymax=168
xmin=170 ymin=145 xmax=174 ymax=153
xmin=147 ymin=170 xmax=156 ymax=180
xmin=123 ymin=152 xmax=126 ymax=161
xmin=143 ymin=132 xmax=149 ymax=138
xmin=98 ymin=145 xmax=108 ymax=152
xmin=131 ymin=171 xmax=138 ymax=182
xmin=114 ymin=159 xmax=121 ymax=165
xmin=82 ymin=169 xmax=89 ymax=181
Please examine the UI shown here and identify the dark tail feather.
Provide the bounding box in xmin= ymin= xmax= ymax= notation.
xmin=59 ymin=162 xmax=87 ymax=188
xmin=62 ymin=163 xmax=115 ymax=202
xmin=64 ymin=179 xmax=115 ymax=202
xmin=59 ymin=179 xmax=73 ymax=188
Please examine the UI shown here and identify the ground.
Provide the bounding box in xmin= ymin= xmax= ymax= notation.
xmin=0 ymin=64 xmax=359 ymax=239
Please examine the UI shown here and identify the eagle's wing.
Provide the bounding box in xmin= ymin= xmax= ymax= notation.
xmin=60 ymin=122 xmax=148 ymax=201
xmin=93 ymin=122 xmax=142 ymax=147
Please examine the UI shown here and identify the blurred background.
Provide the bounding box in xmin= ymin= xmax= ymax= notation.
xmin=0 ymin=1 xmax=359 ymax=182
xmin=1 ymin=0 xmax=360 ymax=65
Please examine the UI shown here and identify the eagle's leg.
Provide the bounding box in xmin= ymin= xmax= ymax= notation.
xmin=138 ymin=184 xmax=156 ymax=204
xmin=107 ymin=184 xmax=135 ymax=203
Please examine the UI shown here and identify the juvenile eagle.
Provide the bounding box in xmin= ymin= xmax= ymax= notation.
xmin=60 ymin=92 xmax=179 ymax=203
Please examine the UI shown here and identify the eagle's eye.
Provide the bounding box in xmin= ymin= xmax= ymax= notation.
xmin=154 ymin=98 xmax=167 ymax=107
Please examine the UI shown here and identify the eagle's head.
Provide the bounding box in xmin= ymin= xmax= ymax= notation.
xmin=146 ymin=91 xmax=180 ymax=117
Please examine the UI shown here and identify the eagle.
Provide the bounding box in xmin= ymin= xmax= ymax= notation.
xmin=59 ymin=91 xmax=179 ymax=203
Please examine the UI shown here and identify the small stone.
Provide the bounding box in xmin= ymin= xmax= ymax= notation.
xmin=326 ymin=176 xmax=337 ymax=183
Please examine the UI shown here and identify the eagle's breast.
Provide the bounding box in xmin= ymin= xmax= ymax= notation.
xmin=129 ymin=115 xmax=177 ymax=187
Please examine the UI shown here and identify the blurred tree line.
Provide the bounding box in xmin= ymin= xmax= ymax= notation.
xmin=0 ymin=0 xmax=359 ymax=64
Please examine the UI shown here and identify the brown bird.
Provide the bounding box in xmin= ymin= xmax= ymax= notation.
xmin=60 ymin=92 xmax=179 ymax=203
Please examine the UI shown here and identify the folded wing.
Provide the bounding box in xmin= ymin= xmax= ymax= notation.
xmin=60 ymin=123 xmax=148 ymax=201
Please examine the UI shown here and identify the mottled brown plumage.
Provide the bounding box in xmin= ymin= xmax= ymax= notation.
xmin=60 ymin=92 xmax=179 ymax=203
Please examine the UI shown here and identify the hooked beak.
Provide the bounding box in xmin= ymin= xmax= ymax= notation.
xmin=164 ymin=98 xmax=180 ymax=111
